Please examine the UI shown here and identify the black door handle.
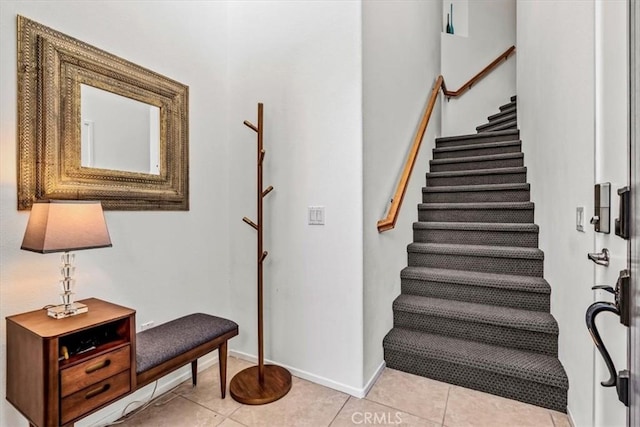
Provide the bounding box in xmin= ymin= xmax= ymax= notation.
xmin=585 ymin=301 xmax=619 ymax=387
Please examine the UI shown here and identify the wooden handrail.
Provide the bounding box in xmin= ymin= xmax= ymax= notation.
xmin=377 ymin=46 xmax=516 ymax=232
xmin=377 ymin=76 xmax=443 ymax=232
xmin=442 ymin=45 xmax=516 ymax=97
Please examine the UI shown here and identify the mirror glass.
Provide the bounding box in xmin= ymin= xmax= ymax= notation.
xmin=81 ymin=84 xmax=160 ymax=175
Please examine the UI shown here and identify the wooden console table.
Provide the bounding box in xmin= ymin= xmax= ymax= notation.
xmin=6 ymin=298 xmax=136 ymax=427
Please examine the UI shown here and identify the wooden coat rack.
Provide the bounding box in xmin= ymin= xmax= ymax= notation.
xmin=229 ymin=103 xmax=292 ymax=405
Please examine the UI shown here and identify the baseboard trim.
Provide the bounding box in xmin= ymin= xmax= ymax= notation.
xmin=362 ymin=360 xmax=386 ymax=397
xmin=565 ymin=407 xmax=576 ymax=427
xmin=229 ymin=350 xmax=381 ymax=398
xmin=84 ymin=353 xmax=218 ymax=427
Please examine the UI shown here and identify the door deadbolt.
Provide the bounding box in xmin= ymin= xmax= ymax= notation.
xmin=592 ymin=183 xmax=611 ymax=233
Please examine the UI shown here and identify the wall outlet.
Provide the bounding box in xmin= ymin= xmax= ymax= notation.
xmin=308 ymin=206 xmax=325 ymax=225
xmin=141 ymin=321 xmax=155 ymax=331
xmin=576 ymin=207 xmax=585 ymax=232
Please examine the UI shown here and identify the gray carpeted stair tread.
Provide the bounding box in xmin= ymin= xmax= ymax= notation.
xmin=423 ymin=183 xmax=530 ymax=193
xmin=426 ymin=167 xmax=527 ymax=186
xmin=393 ymin=294 xmax=557 ymax=334
xmin=478 ymin=113 xmax=517 ymax=130
xmin=488 ymin=107 xmax=516 ymax=122
xmin=436 ymin=129 xmax=519 ymax=146
xmin=413 ymin=221 xmax=539 ymax=247
xmin=401 ymin=266 xmax=550 ymax=294
xmin=383 ymin=328 xmax=568 ymax=389
xmin=427 ymin=167 xmax=526 ymax=179
xmin=418 ymin=201 xmax=534 ymax=210
xmin=433 ymin=140 xmax=521 ymax=160
xmin=511 ymin=95 xmax=517 ymax=102
xmin=499 ymin=101 xmax=517 ymax=111
xmin=413 ymin=221 xmax=538 ymax=232
xmin=407 ymin=242 xmax=544 ymax=260
xmin=433 ymin=140 xmax=521 ymax=154
xmin=430 ymin=152 xmax=523 ymax=166
xmin=479 ymin=120 xmax=518 ymax=133
xmin=418 ymin=204 xmax=534 ymax=223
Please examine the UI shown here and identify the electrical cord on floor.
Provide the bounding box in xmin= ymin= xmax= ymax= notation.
xmin=106 ymin=380 xmax=197 ymax=425
xmin=107 ymin=380 xmax=159 ymax=425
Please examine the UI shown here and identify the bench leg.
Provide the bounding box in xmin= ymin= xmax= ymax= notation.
xmin=219 ymin=341 xmax=228 ymax=398
xmin=191 ymin=360 xmax=197 ymax=387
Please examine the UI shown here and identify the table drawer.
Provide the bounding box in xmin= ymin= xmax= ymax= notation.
xmin=60 ymin=345 xmax=130 ymax=397
xmin=61 ymin=370 xmax=130 ymax=425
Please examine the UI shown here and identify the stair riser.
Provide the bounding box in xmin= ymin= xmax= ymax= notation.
xmin=427 ymin=172 xmax=527 ymax=186
xmin=430 ymin=157 xmax=523 ymax=172
xmin=478 ymin=114 xmax=517 ymax=130
xmin=401 ymin=279 xmax=550 ymax=311
xmin=488 ymin=107 xmax=516 ymax=122
xmin=478 ymin=121 xmax=518 ymax=133
xmin=422 ymin=189 xmax=530 ymax=203
xmin=433 ymin=144 xmax=521 ymax=160
xmin=499 ymin=101 xmax=517 ymax=111
xmin=436 ymin=133 xmax=519 ymax=148
xmin=407 ymin=252 xmax=543 ymax=277
xmin=413 ymin=228 xmax=539 ymax=247
xmin=383 ymin=349 xmax=567 ymax=412
xmin=393 ymin=311 xmax=557 ymax=355
xmin=418 ymin=208 xmax=534 ymax=223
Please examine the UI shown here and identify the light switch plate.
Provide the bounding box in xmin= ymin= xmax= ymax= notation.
xmin=308 ymin=206 xmax=325 ymax=225
xmin=576 ymin=206 xmax=585 ymax=232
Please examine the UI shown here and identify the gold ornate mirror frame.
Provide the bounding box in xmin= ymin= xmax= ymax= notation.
xmin=17 ymin=16 xmax=189 ymax=210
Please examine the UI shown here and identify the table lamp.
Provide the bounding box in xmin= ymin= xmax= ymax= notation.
xmin=21 ymin=200 xmax=112 ymax=319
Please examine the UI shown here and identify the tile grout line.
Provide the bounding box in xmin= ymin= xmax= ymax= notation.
xmin=175 ymin=394 xmax=230 ymax=421
xmin=326 ymin=395 xmax=352 ymax=427
xmin=440 ymin=385 xmax=452 ymax=427
xmin=226 ymin=399 xmax=246 ymax=425
xmin=364 ymin=394 xmax=445 ymax=426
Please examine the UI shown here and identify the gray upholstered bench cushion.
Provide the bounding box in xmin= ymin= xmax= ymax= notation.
xmin=136 ymin=313 xmax=238 ymax=373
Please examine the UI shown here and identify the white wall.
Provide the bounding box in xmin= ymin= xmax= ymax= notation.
xmin=441 ymin=0 xmax=516 ymax=136
xmin=517 ymin=2 xmax=596 ymax=425
xmin=0 ymin=2 xmax=232 ymax=426
xmin=226 ymin=1 xmax=365 ymax=393
xmin=362 ymin=0 xmax=442 ymax=383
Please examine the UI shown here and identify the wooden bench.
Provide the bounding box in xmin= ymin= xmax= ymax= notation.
xmin=135 ymin=313 xmax=239 ymax=397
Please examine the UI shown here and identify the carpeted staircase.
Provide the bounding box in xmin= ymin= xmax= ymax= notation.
xmin=383 ymin=96 xmax=569 ymax=412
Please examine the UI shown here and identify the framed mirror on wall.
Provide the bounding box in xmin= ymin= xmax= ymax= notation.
xmin=17 ymin=15 xmax=189 ymax=210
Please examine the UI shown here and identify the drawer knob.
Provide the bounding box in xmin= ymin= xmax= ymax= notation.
xmin=85 ymin=359 xmax=111 ymax=374
xmin=85 ymin=383 xmax=111 ymax=400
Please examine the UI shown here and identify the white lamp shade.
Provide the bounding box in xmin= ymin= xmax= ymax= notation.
xmin=21 ymin=200 xmax=112 ymax=253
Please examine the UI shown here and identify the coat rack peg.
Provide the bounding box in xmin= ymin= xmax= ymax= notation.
xmin=242 ymin=217 xmax=258 ymax=230
xmin=231 ymin=102 xmax=292 ymax=405
xmin=244 ymin=120 xmax=258 ymax=132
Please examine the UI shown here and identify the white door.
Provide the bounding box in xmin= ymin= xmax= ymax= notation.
xmin=592 ymin=1 xmax=632 ymax=426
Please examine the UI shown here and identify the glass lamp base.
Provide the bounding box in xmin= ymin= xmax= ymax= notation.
xmin=48 ymin=302 xmax=88 ymax=319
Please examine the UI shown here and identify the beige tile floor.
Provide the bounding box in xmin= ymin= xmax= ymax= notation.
xmin=115 ymin=356 xmax=572 ymax=427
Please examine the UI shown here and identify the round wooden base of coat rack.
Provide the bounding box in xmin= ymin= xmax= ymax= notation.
xmin=229 ymin=365 xmax=292 ymax=405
